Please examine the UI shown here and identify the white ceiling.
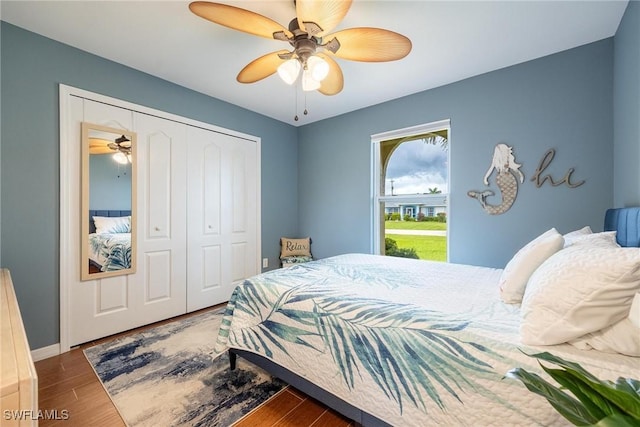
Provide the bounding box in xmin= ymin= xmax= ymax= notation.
xmin=1 ymin=1 xmax=629 ymax=126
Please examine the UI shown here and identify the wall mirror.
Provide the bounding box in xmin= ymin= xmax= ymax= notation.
xmin=81 ymin=122 xmax=137 ymax=281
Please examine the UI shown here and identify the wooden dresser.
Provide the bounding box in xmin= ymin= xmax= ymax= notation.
xmin=1 ymin=269 xmax=38 ymax=426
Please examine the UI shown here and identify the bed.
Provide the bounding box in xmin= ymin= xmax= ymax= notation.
xmin=88 ymin=210 xmax=132 ymax=272
xmin=215 ymin=208 xmax=640 ymax=426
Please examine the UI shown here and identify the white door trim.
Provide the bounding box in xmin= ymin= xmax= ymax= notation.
xmin=59 ymin=84 xmax=261 ymax=352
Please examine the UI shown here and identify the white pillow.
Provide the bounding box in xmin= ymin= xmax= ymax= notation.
xmin=569 ymin=318 xmax=640 ymax=357
xmin=563 ymin=226 xmax=592 ymax=247
xmin=93 ymin=216 xmax=131 ymax=234
xmin=565 ymin=231 xmax=620 ymax=248
xmin=499 ymin=228 xmax=564 ymax=304
xmin=520 ymin=245 xmax=640 ymax=346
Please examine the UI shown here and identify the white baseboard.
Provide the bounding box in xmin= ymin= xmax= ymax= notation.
xmin=31 ymin=343 xmax=61 ymax=361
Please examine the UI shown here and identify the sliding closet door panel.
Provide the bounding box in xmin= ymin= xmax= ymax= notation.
xmin=229 ymin=141 xmax=259 ymax=285
xmin=147 ymin=134 xmax=172 ymax=239
xmin=200 ymin=144 xmax=223 ymax=291
xmin=97 ymin=277 xmax=128 ymax=313
xmin=187 ymin=127 xmax=224 ymax=311
xmin=231 ymin=242 xmax=248 ymax=282
xmin=187 ymin=128 xmax=258 ymax=311
xmin=231 ymin=148 xmax=247 ymax=233
xmin=202 ymin=246 xmax=222 ymax=289
xmin=203 ymin=144 xmax=222 ymax=235
xmin=133 ymin=112 xmax=187 ymax=322
xmin=68 ymin=99 xmax=137 ymax=346
xmin=145 ymin=251 xmax=172 ymax=302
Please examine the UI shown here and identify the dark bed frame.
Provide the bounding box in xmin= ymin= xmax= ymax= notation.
xmin=228 ymin=207 xmax=640 ymax=427
xmin=229 ymin=349 xmax=391 ymax=426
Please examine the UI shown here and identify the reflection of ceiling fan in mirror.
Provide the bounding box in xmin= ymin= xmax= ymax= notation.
xmin=89 ymin=134 xmax=132 ymax=164
xmin=188 ymin=0 xmax=412 ymax=95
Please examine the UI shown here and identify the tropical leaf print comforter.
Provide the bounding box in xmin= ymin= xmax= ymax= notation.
xmin=214 ymin=254 xmax=638 ymax=426
xmin=88 ymin=232 xmax=132 ymax=271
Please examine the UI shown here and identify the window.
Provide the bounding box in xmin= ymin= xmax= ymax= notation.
xmin=371 ymin=120 xmax=450 ymax=261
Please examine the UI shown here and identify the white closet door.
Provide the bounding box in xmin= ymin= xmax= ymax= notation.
xmin=69 ymin=100 xmax=138 ymax=345
xmin=131 ymin=113 xmax=188 ymax=324
xmin=186 ymin=127 xmax=259 ymax=311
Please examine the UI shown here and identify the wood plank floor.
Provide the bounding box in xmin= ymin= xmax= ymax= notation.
xmin=34 ymin=308 xmax=354 ymax=427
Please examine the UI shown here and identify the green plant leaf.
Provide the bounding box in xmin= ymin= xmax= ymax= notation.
xmin=541 ymin=367 xmax=609 ymax=420
xmin=527 ymin=352 xmax=603 ymax=383
xmin=593 ymin=413 xmax=640 ymax=427
xmin=615 ymin=377 xmax=640 ymax=396
xmin=528 ymin=352 xmax=640 ymax=420
xmin=505 ymin=367 xmax=597 ymax=426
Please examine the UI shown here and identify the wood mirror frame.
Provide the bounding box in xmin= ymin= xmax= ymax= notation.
xmin=81 ymin=122 xmax=137 ymax=281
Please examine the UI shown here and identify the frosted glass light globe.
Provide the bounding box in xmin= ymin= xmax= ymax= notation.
xmin=307 ymin=56 xmax=329 ymax=82
xmin=277 ymin=59 xmax=301 ymax=85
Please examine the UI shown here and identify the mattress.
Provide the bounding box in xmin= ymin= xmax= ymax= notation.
xmin=214 ymin=253 xmax=639 ymax=426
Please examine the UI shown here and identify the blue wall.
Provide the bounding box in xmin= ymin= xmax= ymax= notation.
xmin=89 ymin=155 xmax=132 ymax=210
xmin=298 ymin=38 xmax=615 ymax=268
xmin=0 ymin=22 xmax=298 ymax=349
xmin=613 ymin=1 xmax=640 ymax=207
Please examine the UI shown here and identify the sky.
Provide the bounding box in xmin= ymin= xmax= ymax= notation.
xmin=385 ymin=138 xmax=448 ymax=195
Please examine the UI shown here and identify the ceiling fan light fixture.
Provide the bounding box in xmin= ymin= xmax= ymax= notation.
xmin=277 ymin=58 xmax=301 ymax=85
xmin=188 ymin=1 xmax=412 ymax=100
xmin=306 ymin=55 xmax=329 ymax=82
xmin=302 ymin=69 xmax=322 ymax=91
xmin=113 ymin=152 xmax=130 ymax=165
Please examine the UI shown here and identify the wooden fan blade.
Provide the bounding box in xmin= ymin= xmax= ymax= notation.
xmin=237 ymin=50 xmax=291 ymax=83
xmin=189 ymin=2 xmax=292 ymax=40
xmin=325 ymin=27 xmax=412 ymax=62
xmin=296 ymin=0 xmax=352 ymax=37
xmin=89 ymin=138 xmax=115 ymax=154
xmin=317 ymin=54 xmax=343 ymax=95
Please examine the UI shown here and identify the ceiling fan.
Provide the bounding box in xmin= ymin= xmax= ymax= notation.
xmin=189 ymin=0 xmax=412 ymax=95
xmin=107 ymin=135 xmax=131 ymax=152
xmin=88 ymin=135 xmax=129 ymax=153
xmin=108 ymin=135 xmax=132 ymax=164
xmin=89 ymin=135 xmax=132 ymax=164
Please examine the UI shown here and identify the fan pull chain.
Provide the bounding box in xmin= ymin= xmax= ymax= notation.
xmin=293 ymin=84 xmax=312 ymax=121
xmin=304 ymin=92 xmax=308 ymax=116
xmin=294 ymin=84 xmax=299 ymax=121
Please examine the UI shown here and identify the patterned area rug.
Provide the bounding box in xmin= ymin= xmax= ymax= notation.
xmin=84 ymin=308 xmax=286 ymax=426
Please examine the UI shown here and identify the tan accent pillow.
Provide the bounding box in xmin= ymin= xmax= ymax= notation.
xmin=280 ymin=237 xmax=311 ymax=258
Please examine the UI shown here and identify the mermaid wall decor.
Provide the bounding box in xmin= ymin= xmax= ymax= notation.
xmin=467 ymin=143 xmax=524 ymax=215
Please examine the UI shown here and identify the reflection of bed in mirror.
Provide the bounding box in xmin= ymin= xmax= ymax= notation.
xmin=88 ymin=210 xmax=132 ymax=274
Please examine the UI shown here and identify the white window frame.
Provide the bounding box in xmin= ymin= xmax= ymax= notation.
xmin=370 ymin=119 xmax=451 ymax=256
